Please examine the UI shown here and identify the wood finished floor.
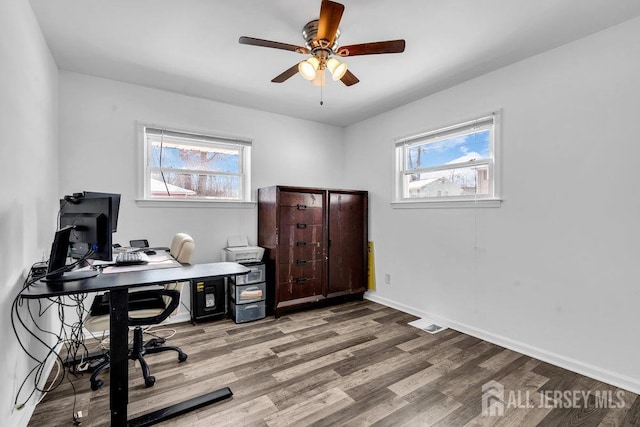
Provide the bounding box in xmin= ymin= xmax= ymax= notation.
xmin=29 ymin=300 xmax=639 ymax=426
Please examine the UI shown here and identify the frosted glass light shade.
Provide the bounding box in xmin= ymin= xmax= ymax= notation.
xmin=326 ymin=58 xmax=347 ymax=81
xmin=311 ymin=68 xmax=326 ymax=86
xmin=298 ymin=57 xmax=320 ymax=80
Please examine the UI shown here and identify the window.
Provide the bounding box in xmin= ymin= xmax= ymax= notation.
xmin=394 ymin=113 xmax=499 ymax=205
xmin=143 ymin=126 xmax=251 ymax=202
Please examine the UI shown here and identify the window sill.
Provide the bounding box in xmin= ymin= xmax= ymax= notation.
xmin=136 ymin=199 xmax=256 ymax=209
xmin=391 ymin=198 xmax=502 ymax=209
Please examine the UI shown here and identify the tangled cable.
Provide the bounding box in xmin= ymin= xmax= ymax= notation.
xmin=12 ymin=250 xmax=100 ymax=425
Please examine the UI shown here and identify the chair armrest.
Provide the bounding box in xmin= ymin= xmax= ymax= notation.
xmin=127 ymin=289 xmax=181 ymax=326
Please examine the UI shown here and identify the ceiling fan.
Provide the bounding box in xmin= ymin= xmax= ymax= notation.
xmin=238 ymin=0 xmax=405 ymax=87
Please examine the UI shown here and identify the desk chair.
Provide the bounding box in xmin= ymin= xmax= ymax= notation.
xmin=85 ymin=233 xmax=195 ymax=389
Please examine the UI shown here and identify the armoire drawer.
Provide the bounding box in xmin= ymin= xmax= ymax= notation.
xmin=277 ymin=261 xmax=321 ymax=281
xmin=279 ymin=191 xmax=323 ymax=208
xmin=278 ymin=224 xmax=323 ymax=245
xmin=277 ymin=277 xmax=323 ymax=301
xmin=278 ymin=206 xmax=323 ymax=226
xmin=277 ymin=243 xmax=323 ymax=264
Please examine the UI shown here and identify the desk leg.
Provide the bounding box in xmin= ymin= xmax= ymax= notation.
xmin=109 ymin=288 xmax=129 ymax=426
xmin=109 ymin=282 xmax=233 ymax=427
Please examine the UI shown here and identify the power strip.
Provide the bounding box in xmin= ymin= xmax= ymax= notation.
xmin=30 ymin=262 xmax=48 ymax=277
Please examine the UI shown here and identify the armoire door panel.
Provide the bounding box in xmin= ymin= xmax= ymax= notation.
xmin=328 ymin=191 xmax=367 ymax=294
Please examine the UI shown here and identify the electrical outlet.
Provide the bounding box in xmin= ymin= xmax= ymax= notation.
xmin=385 ymin=273 xmax=391 ymax=285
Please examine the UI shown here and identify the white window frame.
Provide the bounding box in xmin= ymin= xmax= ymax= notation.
xmin=392 ymin=112 xmax=502 ymax=209
xmin=137 ymin=124 xmax=254 ymax=207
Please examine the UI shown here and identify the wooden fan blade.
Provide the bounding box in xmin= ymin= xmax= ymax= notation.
xmin=271 ymin=64 xmax=300 ymax=83
xmin=340 ymin=69 xmax=359 ymax=86
xmin=337 ymin=39 xmax=406 ymax=57
xmin=239 ymin=36 xmax=309 ymax=54
xmin=317 ymin=0 xmax=344 ymax=47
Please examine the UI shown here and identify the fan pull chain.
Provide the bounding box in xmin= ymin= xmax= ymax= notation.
xmin=320 ymin=80 xmax=324 ymax=106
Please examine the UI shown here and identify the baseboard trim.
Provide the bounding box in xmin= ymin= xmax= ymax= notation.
xmin=364 ymin=292 xmax=640 ymax=395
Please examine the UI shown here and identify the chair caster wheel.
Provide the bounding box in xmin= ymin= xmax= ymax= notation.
xmin=91 ymin=379 xmax=103 ymax=391
xmin=178 ymin=353 xmax=188 ymax=362
xmin=145 ymin=376 xmax=156 ymax=387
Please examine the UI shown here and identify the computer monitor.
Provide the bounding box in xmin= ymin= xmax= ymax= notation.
xmin=43 ymin=225 xmax=99 ymax=282
xmin=82 ymin=191 xmax=121 ymax=232
xmin=59 ymin=195 xmax=115 ymax=261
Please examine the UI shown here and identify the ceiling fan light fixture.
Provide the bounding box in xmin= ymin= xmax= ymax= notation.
xmin=326 ymin=57 xmax=347 ymax=81
xmin=239 ymin=1 xmax=406 ymax=87
xmin=298 ymin=57 xmax=320 ymax=80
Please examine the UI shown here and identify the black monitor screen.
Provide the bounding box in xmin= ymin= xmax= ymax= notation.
xmin=59 ymin=196 xmax=113 ymax=261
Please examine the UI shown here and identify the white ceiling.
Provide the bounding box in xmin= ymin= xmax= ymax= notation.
xmin=29 ymin=0 xmax=640 ymax=127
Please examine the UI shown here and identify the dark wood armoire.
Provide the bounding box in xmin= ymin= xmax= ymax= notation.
xmin=258 ymin=185 xmax=368 ymax=317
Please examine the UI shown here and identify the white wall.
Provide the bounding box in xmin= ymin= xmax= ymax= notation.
xmin=58 ymin=71 xmax=345 ymax=317
xmin=0 ymin=1 xmax=59 ymax=425
xmin=346 ymin=16 xmax=640 ymax=392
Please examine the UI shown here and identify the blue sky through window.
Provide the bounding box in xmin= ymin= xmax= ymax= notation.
xmin=150 ymin=145 xmax=240 ymax=173
xmin=407 ymin=130 xmax=490 ymax=171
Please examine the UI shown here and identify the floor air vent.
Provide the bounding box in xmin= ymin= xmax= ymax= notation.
xmin=408 ymin=318 xmax=448 ymax=334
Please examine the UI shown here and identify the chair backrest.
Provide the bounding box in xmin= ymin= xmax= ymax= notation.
xmin=170 ymin=233 xmax=194 ymax=264
xmin=163 ymin=233 xmax=194 ymax=315
xmin=161 ymin=280 xmax=186 ymax=319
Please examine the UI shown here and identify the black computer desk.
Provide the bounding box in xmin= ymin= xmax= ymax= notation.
xmin=20 ymin=262 xmax=250 ymax=427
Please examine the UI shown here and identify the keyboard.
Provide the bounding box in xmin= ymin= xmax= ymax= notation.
xmin=115 ymin=251 xmax=148 ymax=266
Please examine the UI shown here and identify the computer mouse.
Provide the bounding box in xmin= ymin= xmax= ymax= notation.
xmin=144 ymin=250 xmax=156 ymax=255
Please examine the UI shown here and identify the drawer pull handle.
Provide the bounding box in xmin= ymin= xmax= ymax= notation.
xmin=297 ymin=223 xmax=307 ymax=229
xmin=296 ymin=277 xmax=308 ymax=284
xmin=296 ymin=204 xmax=307 ymax=210
xmin=296 ymin=259 xmax=307 ymax=265
xmin=296 ymin=241 xmax=308 ymax=247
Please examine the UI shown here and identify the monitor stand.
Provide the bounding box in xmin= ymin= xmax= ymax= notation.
xmin=42 ymin=270 xmax=99 ymax=283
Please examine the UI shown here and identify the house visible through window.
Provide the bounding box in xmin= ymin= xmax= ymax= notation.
xmin=395 ymin=113 xmax=498 ymax=202
xmin=143 ymin=126 xmax=251 ymax=201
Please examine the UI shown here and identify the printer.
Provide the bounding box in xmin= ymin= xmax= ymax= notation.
xmin=223 ymin=236 xmax=264 ymax=263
